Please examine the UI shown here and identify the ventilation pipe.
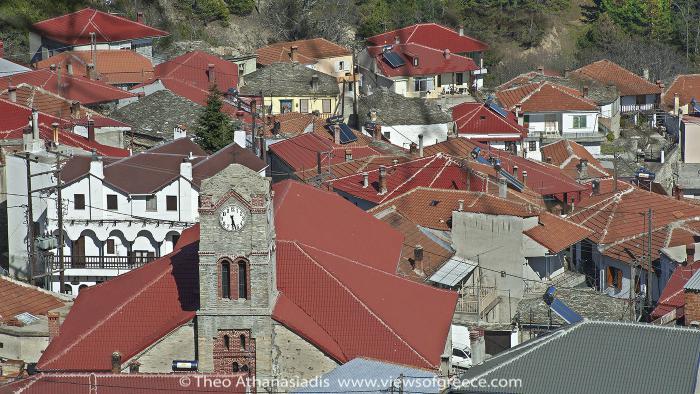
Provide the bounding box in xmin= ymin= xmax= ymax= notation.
xmin=362 ymin=172 xmax=369 ymax=188
xmin=7 ymin=84 xmax=16 ymax=103
xmin=418 ymin=134 xmax=424 ymax=157
xmin=111 ymin=352 xmax=122 ymax=374
xmin=378 ymin=165 xmax=388 ymax=194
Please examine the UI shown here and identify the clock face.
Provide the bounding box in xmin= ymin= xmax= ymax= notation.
xmin=219 ymin=204 xmax=246 ymax=232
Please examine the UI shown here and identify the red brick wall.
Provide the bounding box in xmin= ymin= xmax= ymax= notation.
xmin=47 ymin=311 xmax=60 ymax=342
xmin=685 ymin=291 xmax=700 ymax=325
xmin=213 ymin=329 xmax=256 ymax=376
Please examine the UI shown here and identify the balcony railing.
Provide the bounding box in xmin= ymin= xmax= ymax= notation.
xmin=621 ymin=103 xmax=657 ymax=113
xmin=455 ymin=286 xmax=498 ymax=315
xmin=45 ymin=255 xmax=156 ymax=270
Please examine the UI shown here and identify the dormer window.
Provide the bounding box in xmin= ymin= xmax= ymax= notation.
xmin=413 ymin=57 xmax=419 ymax=67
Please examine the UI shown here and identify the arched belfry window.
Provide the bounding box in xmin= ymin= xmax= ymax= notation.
xmin=240 ymin=334 xmax=246 ymax=350
xmin=221 ymin=261 xmax=231 ymax=299
xmin=238 ymin=261 xmax=248 ymax=299
xmin=223 ymin=335 xmax=230 ymax=350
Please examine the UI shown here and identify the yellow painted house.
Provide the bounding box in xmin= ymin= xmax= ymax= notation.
xmin=239 ymin=62 xmax=340 ymax=117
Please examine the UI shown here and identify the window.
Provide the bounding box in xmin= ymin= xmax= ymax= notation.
xmin=529 ymin=141 xmax=537 ymax=152
xmin=452 ymin=348 xmax=468 ymax=358
xmin=238 ymin=63 xmax=245 ymax=75
xmin=414 ymin=77 xmax=434 ymax=92
xmin=106 ymin=194 xmax=118 ymax=210
xmin=74 ymin=194 xmax=85 ymax=210
xmin=300 ymin=99 xmax=309 ymax=113
xmin=232 ymin=362 xmax=239 ymax=372
xmin=221 ymin=261 xmax=231 ymax=299
xmin=572 ymin=115 xmax=587 ymax=129
xmin=224 ymin=335 xmax=230 ymax=350
xmin=456 ymin=72 xmax=464 ymax=85
xmin=240 ymin=334 xmax=246 ymax=350
xmin=106 ymin=239 xmax=115 ymax=254
xmin=523 ymin=114 xmax=530 ymax=124
xmin=238 ymin=261 xmax=248 ymax=299
xmin=279 ymin=99 xmax=292 ymax=113
xmin=337 ymin=60 xmax=345 ymax=71
xmin=504 ymin=141 xmax=517 ymax=154
xmin=145 ymin=195 xmax=157 ymax=211
xmin=636 ymin=95 xmax=646 ymax=105
xmin=166 ymin=195 xmax=177 ymax=211
xmin=322 ymin=99 xmax=332 ymax=114
xmin=437 ymin=74 xmax=442 ymax=86
xmin=412 ymin=57 xmax=419 ymax=67
xmin=606 ymin=266 xmax=622 ymax=290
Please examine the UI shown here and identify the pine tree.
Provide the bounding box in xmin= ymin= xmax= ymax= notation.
xmin=194 ymin=86 xmax=235 ymax=153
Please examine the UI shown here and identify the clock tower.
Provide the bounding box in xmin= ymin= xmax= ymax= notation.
xmin=195 ymin=163 xmax=276 ymax=376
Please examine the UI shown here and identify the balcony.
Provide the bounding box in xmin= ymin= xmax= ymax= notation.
xmin=621 ymin=103 xmax=657 ymax=114
xmin=45 ymin=255 xmax=156 ymax=271
xmin=454 ymin=286 xmax=500 ymax=319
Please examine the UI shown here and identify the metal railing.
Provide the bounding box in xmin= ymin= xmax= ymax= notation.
xmin=455 ymin=286 xmax=497 ymax=314
xmin=621 ymin=103 xmax=657 ymax=113
xmin=45 ymin=255 xmax=156 ymax=270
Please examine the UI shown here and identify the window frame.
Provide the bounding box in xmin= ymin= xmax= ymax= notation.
xmin=106 ymin=238 xmax=115 ymax=255
xmin=299 ymin=99 xmax=309 ymax=113
xmin=456 ymin=72 xmax=464 ymax=86
xmin=221 ymin=261 xmax=231 ymax=299
xmin=145 ymin=195 xmax=157 ymax=212
xmin=74 ymin=194 xmax=86 ymax=210
xmin=166 ymin=195 xmax=178 ymax=211
xmin=572 ymin=115 xmax=587 ymax=129
xmin=322 ymin=99 xmax=332 ymax=114
xmin=413 ymin=77 xmax=434 ymax=92
xmin=106 ymin=194 xmax=118 ymax=210
xmin=528 ymin=141 xmax=537 ymax=152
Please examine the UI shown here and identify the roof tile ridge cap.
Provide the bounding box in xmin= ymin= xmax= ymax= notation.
xmin=379 ymin=155 xmax=441 ymax=203
xmin=516 ymin=82 xmax=546 ymax=105
xmin=594 ymin=319 xmax=700 ymax=333
xmin=550 ymin=83 xmax=598 ymax=106
xmin=546 ymin=211 xmax=593 ymax=232
xmin=454 ymin=104 xmax=482 ymax=128
xmin=468 ymin=322 xmax=582 ymax=381
xmin=80 ymin=13 xmax=108 ymax=43
xmin=367 ymin=186 xmax=420 ymax=214
xmin=39 ymin=257 xmax=177 ymax=368
xmin=427 ymin=156 xmax=452 ymax=188
xmin=567 ymin=192 xmax=617 ymax=223
xmin=291 ymin=241 xmax=435 ymax=367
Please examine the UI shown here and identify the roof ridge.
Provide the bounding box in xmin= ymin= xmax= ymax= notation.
xmin=379 ymin=155 xmax=442 ymax=203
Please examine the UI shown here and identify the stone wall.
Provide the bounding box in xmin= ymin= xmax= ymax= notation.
xmin=130 ymin=323 xmax=196 ymax=373
xmin=271 ymin=323 xmax=338 ymax=383
xmin=685 ymin=291 xmax=700 ymax=325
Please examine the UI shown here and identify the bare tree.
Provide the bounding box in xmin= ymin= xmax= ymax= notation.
xmin=264 ymin=0 xmax=356 ymax=45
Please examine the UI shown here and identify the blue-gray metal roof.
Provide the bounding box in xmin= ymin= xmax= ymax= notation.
xmin=684 ymin=269 xmax=700 ymax=291
xmin=455 ymin=320 xmax=700 ymax=394
xmin=293 ymin=358 xmax=440 ymax=393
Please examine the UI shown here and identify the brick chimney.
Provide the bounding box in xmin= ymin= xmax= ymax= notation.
xmin=409 ymin=142 xmax=417 ymax=154
xmin=443 ymin=49 xmax=451 ymax=60
xmin=344 ymin=148 xmax=352 ymax=162
xmin=86 ymin=63 xmax=97 ymax=80
xmin=370 ymin=109 xmax=378 ymax=122
xmin=582 ymin=85 xmax=589 ymax=97
xmin=111 ymin=352 xmax=122 ymax=373
xmin=544 ymin=156 xmax=552 ymax=164
xmin=136 ymin=12 xmax=144 ymax=24
xmin=207 ymin=64 xmax=215 ymax=84
xmin=362 ymin=172 xmax=369 ymax=188
xmin=418 ymin=134 xmax=424 ymax=157
xmin=47 ymin=311 xmax=60 ymax=342
xmin=498 ymin=176 xmax=507 ymax=198
xmin=173 ymin=125 xmax=186 ymax=140
xmin=687 ymin=244 xmax=696 ymax=264
xmin=87 ymin=119 xmax=95 ymax=142
xmin=378 ymin=165 xmax=388 ymax=194
xmin=685 ymin=284 xmax=700 ymax=326
xmin=333 ymin=125 xmax=341 ymax=144
xmin=7 ymin=84 xmax=16 ymax=103
xmin=290 ymin=46 xmax=299 ymax=62
xmin=374 ymin=124 xmax=382 ymax=141
xmin=128 ymin=360 xmax=141 ymax=373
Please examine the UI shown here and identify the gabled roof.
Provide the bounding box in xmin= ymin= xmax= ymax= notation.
xmin=0 ymin=98 xmax=130 ymax=157
xmin=523 ymin=211 xmax=593 ymax=254
xmin=451 ymin=101 xmax=526 ymax=140
xmin=662 ymin=74 xmax=700 ymax=111
xmin=458 ymin=320 xmax=700 ymax=394
xmin=295 ymin=154 xmax=411 ymax=183
xmin=37 ymin=226 xmax=200 ymax=371
xmin=0 ymin=69 xmax=136 ymax=104
xmin=256 ymin=38 xmax=351 ymax=65
xmin=262 ymin=112 xmax=325 ymax=138
xmin=35 ymin=50 xmax=154 ymax=85
xmin=358 ymin=89 xmax=451 ymax=126
xmin=154 ymin=51 xmax=238 ymax=94
xmin=31 ymin=8 xmax=168 ymax=46
xmin=0 ymin=275 xmax=66 ymax=327
xmin=367 ymin=43 xmax=477 ymax=78
xmin=495 ymin=81 xmax=599 ymax=112
xmin=239 ymin=62 xmax=339 ymax=97
xmin=651 ymin=261 xmax=700 ymax=320
xmin=540 ymin=140 xmax=609 ymax=179
xmin=571 ymin=59 xmax=662 ymax=96
xmin=330 ymin=154 xmax=468 ymax=205
xmin=367 ymin=23 xmax=488 ymax=54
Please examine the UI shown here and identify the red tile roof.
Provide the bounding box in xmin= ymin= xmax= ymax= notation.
xmin=571 ymin=59 xmax=662 ymax=96
xmin=154 ymin=51 xmax=238 ymax=94
xmin=496 ymin=81 xmax=599 ymax=112
xmin=652 ymin=261 xmax=700 ymax=320
xmin=540 ymin=140 xmax=609 ymax=179
xmin=269 ymin=132 xmax=381 ymax=173
xmin=662 ymin=74 xmax=700 ymax=111
xmin=330 ymin=154 xmax=468 ymax=205
xmin=367 ymin=43 xmax=477 ymax=78
xmin=35 ymin=50 xmax=154 ymax=85
xmin=0 ymin=99 xmax=130 ymax=157
xmin=496 ymin=69 xmax=562 ymax=90
xmin=523 ymin=211 xmax=593 ymax=253
xmin=31 ymin=8 xmax=168 ymax=46
xmin=37 ymin=226 xmax=200 ymax=371
xmin=295 ymin=154 xmax=410 ymax=182
xmin=262 ymin=112 xmax=325 ymax=138
xmin=367 ymin=23 xmax=488 ymax=54
xmin=0 ymin=276 xmax=65 ymax=326
xmin=0 ymin=69 xmax=136 ymax=105
xmin=2 ymin=373 xmax=247 ymax=393
xmin=451 ymin=102 xmax=526 ymax=140
xmin=256 ymin=38 xmax=351 ymax=66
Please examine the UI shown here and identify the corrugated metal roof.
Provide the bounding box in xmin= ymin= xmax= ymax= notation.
xmin=428 ymin=256 xmax=476 ymax=287
xmin=684 ymin=269 xmax=700 ymax=291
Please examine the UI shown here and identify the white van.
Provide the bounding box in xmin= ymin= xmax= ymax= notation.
xmin=451 ymin=324 xmax=472 ymax=370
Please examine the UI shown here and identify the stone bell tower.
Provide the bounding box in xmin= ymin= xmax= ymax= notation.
xmin=195 ymin=163 xmax=277 ymax=376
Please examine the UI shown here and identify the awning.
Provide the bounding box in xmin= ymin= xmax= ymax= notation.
xmin=428 ymin=257 xmax=477 ymax=287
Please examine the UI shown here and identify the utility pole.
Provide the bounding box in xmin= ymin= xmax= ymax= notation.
xmin=629 ymin=263 xmax=635 ymax=321
xmin=646 ymin=208 xmax=653 ymax=311
xmin=55 ymin=151 xmax=65 ymax=292
xmin=476 ymin=255 xmax=482 ymax=325
xmin=250 ymin=99 xmax=257 ymax=156
xmin=25 ymin=153 xmax=35 ymax=285
xmin=613 ymin=150 xmax=619 ymax=192
xmin=352 ymin=46 xmax=359 ymax=128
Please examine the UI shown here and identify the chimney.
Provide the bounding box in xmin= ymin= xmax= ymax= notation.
xmin=378 ymin=165 xmax=388 ymax=194
xmin=86 ymin=63 xmax=96 ymax=80
xmin=470 ymin=328 xmax=486 ymax=365
xmin=259 ymin=135 xmax=266 ymax=161
xmin=394 ymin=35 xmax=400 ymax=44
xmin=656 ymin=80 xmax=664 ymax=89
xmin=344 ymin=148 xmax=352 ymax=162
xmin=0 ymin=40 xmax=3 ymax=58
xmin=578 ymin=159 xmax=588 ymax=180
xmin=418 ymin=134 xmax=424 ymax=157
xmin=316 ymin=151 xmax=322 ymax=175
xmin=515 ymin=104 xmax=524 ymax=126
xmin=458 ymin=199 xmax=464 ymax=211
xmin=128 ymin=360 xmax=141 ymax=374
xmin=498 ymin=176 xmax=507 ymax=198
xmin=66 ymin=62 xmax=73 ymax=75
xmin=409 ymin=142 xmax=417 ymax=154
xmin=311 ymin=74 xmax=319 ymax=92
xmin=582 ymin=85 xmax=589 ymax=97
xmin=111 ymin=352 xmax=122 ymax=374
xmin=136 ymin=12 xmax=144 ymax=24
xmin=49 ymin=64 xmax=56 ymax=71
xmin=675 ymin=185 xmax=683 ymax=200
xmin=31 ymin=109 xmax=39 ymax=141
xmin=370 ymin=109 xmax=378 ymax=122
xmin=180 ymin=157 xmax=193 ymax=181
xmin=362 ymin=172 xmax=369 ymax=188
xmin=687 ymin=244 xmax=696 ymax=264
xmin=290 ymin=46 xmax=299 ymax=62
xmin=207 ymin=64 xmax=215 ymax=84
xmin=544 ymin=156 xmax=552 ymax=164
xmin=684 ymin=285 xmax=700 ymax=326
xmin=47 ymin=311 xmax=60 ymax=342
xmin=70 ymin=101 xmax=80 ymax=118
xmin=643 ymin=68 xmax=650 ymax=81
xmin=443 ymin=49 xmax=451 ymax=60
xmin=522 ymin=170 xmax=528 ymax=186
xmin=90 ymin=153 xmax=104 ymax=178
xmin=537 ymin=65 xmax=544 ymax=74
xmin=87 ymin=119 xmax=95 ymax=142
xmin=674 ymin=93 xmax=680 ymax=115
xmin=7 ymin=84 xmax=16 ymax=103
xmin=173 ymin=125 xmax=187 ymax=140
xmin=513 ymin=165 xmax=518 ymax=178
xmin=52 ymin=122 xmax=59 ymax=145
xmin=374 ymin=124 xmax=382 ymax=141
xmin=591 ymin=179 xmax=600 ymax=195
xmin=333 ymin=125 xmax=341 ymax=144
xmin=458 ymin=25 xmax=464 ymax=36
xmin=413 ymin=245 xmax=424 ymax=271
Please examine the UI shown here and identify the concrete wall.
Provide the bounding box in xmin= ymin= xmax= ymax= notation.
xmin=0 ymin=328 xmax=49 ymax=362
xmin=308 ymin=55 xmax=353 ymax=79
xmin=271 ymin=322 xmax=338 ymax=381
xmin=365 ymin=123 xmax=449 ymax=148
xmin=682 ymin=122 xmax=700 ymax=163
xmin=128 ymin=322 xmax=196 ymax=373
